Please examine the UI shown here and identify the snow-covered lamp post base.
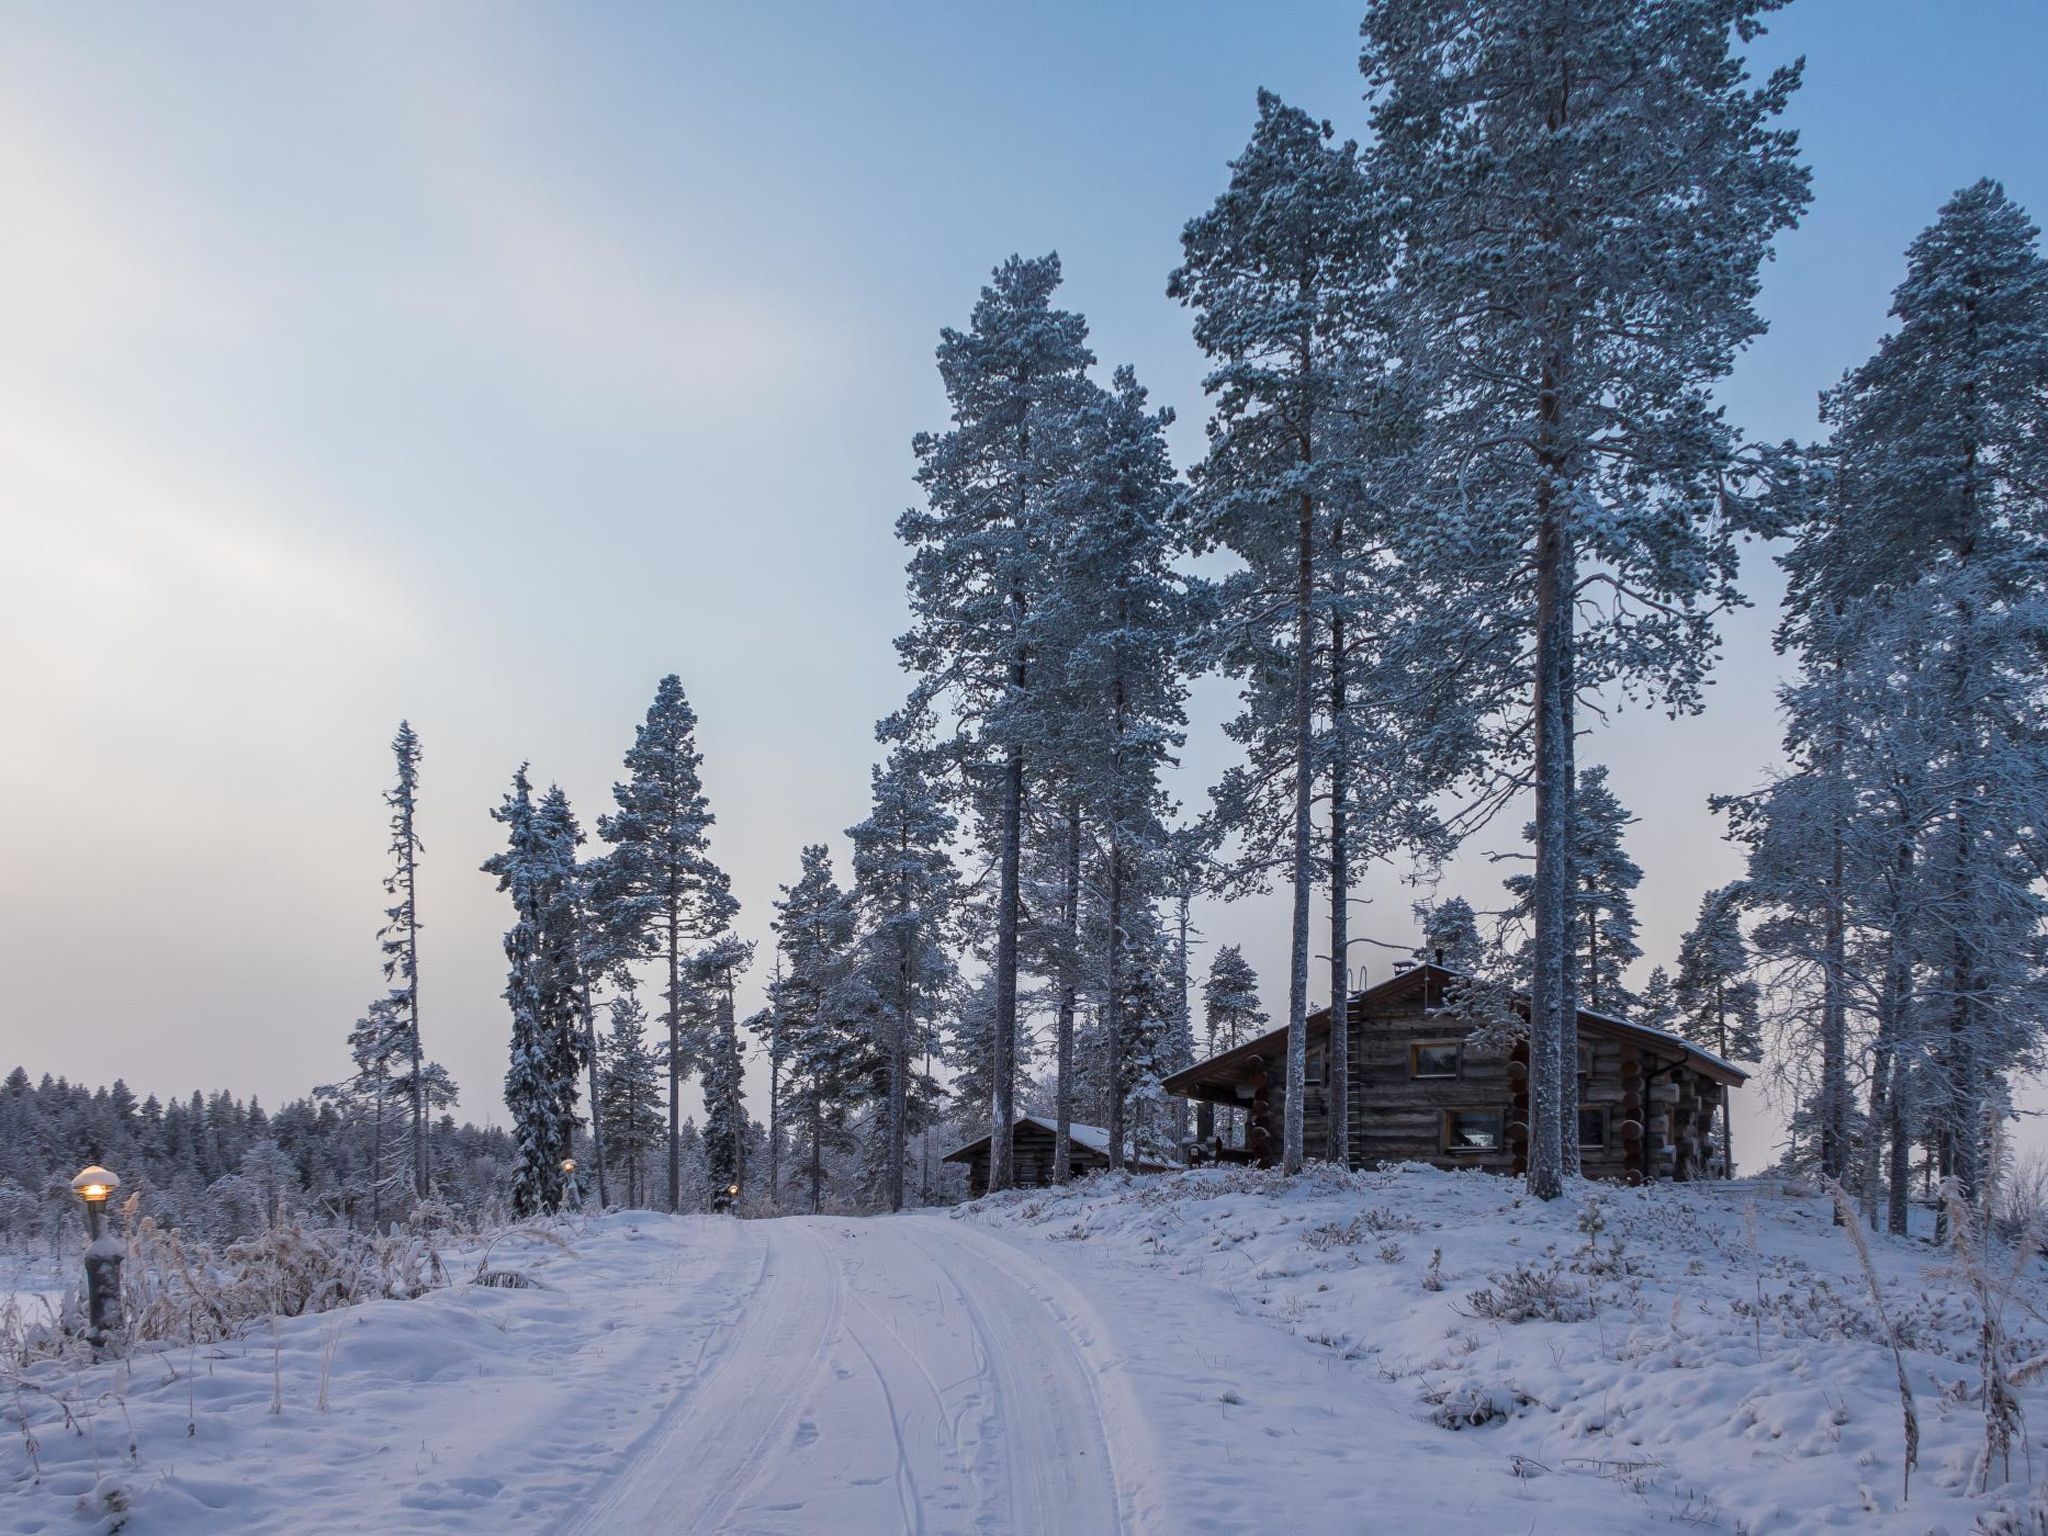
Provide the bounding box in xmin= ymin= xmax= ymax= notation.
xmin=70 ymin=1165 xmax=124 ymax=1357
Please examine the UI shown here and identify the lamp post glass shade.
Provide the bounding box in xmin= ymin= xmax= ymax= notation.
xmin=71 ymin=1165 xmax=120 ymax=1204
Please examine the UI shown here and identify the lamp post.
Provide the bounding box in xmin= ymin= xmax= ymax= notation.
xmin=559 ymin=1157 xmax=580 ymax=1212
xmin=70 ymin=1165 xmax=123 ymax=1355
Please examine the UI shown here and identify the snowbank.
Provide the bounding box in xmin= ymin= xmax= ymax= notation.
xmin=2 ymin=1212 xmax=757 ymax=1535
xmin=957 ymin=1164 xmax=2048 ymax=1535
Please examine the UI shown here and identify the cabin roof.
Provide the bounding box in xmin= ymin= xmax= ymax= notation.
xmin=1160 ymin=962 xmax=1750 ymax=1097
xmin=940 ymin=1115 xmax=1180 ymax=1171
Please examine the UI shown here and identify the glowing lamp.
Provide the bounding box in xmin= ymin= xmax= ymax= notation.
xmin=72 ymin=1165 xmax=120 ymax=1206
xmin=560 ymin=1158 xmax=576 ymax=1174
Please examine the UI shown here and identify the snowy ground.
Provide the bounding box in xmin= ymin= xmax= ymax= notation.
xmin=5 ymin=1171 xmax=2046 ymax=1534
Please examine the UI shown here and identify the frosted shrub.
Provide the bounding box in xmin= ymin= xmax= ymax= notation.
xmin=1464 ymin=1260 xmax=1594 ymax=1324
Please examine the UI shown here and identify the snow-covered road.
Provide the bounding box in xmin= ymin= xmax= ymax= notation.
xmin=570 ymin=1214 xmax=1125 ymax=1536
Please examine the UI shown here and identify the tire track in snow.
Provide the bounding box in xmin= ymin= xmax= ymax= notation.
xmin=561 ymin=1217 xmax=841 ymax=1536
xmin=892 ymin=1216 xmax=1127 ymax=1536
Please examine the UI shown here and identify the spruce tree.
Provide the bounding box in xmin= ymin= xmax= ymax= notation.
xmin=378 ymin=721 xmax=434 ymax=1201
xmin=597 ymin=994 xmax=663 ymax=1208
xmin=599 ymin=676 xmax=737 ymax=1213
xmin=1364 ymin=0 xmax=1808 ymax=1196
xmin=1674 ymin=882 xmax=1763 ymax=1171
xmin=1202 ymin=944 xmax=1267 ymax=1148
xmin=846 ymin=729 xmax=959 ymax=1212
xmin=772 ymin=846 xmax=862 ymax=1213
xmin=694 ymin=937 xmax=752 ymax=1204
xmin=484 ymin=768 xmax=585 ymax=1219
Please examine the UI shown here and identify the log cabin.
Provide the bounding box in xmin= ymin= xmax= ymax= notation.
xmin=942 ymin=1115 xmax=1181 ymax=1197
xmin=1160 ymin=961 xmax=1747 ymax=1183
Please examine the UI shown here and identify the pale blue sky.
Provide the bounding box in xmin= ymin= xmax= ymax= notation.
xmin=2 ymin=2 xmax=2043 ymax=1161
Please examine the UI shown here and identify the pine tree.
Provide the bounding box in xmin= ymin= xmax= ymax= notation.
xmin=1413 ymin=896 xmax=1484 ymax=973
xmin=1364 ymin=0 xmax=1809 ymax=1195
xmin=898 ymin=256 xmax=1094 ymax=1191
xmin=846 ymin=727 xmax=959 ymax=1212
xmin=1039 ymin=367 xmax=1190 ymax=1170
xmin=1171 ymin=92 xmax=1383 ymax=1175
xmin=377 ymin=721 xmax=435 ymax=1201
xmin=599 ymin=676 xmax=737 ymax=1213
xmin=1818 ymin=182 xmax=2048 ymax=1210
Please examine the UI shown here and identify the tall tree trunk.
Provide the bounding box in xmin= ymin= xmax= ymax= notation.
xmin=1821 ymin=643 xmax=1851 ymax=1185
xmin=1284 ymin=475 xmax=1315 ymax=1176
xmin=1054 ymin=803 xmax=1080 ymax=1182
xmin=578 ymin=976 xmax=608 ymax=1209
xmin=1560 ymin=706 xmax=1580 ymax=1180
xmin=808 ymin=1096 xmax=822 ymax=1215
xmin=405 ymin=834 xmax=427 ymax=1202
xmin=1106 ymin=837 xmax=1126 ymax=1172
xmin=888 ymin=873 xmax=912 ymax=1212
xmin=1327 ymin=537 xmax=1351 ymax=1168
xmin=1528 ymin=495 xmax=1573 ymax=1200
xmin=990 ymin=736 xmax=1024 ymax=1192
xmin=666 ymin=921 xmax=681 ymax=1214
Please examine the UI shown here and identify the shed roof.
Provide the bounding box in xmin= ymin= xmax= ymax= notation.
xmin=940 ymin=1115 xmax=1180 ymax=1172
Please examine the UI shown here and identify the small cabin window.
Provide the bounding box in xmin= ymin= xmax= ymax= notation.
xmin=1442 ymin=1109 xmax=1503 ymax=1154
xmin=1306 ymin=1046 xmax=1327 ymax=1087
xmin=1411 ymin=1041 xmax=1462 ymax=1079
xmin=1578 ymin=1042 xmax=1594 ymax=1079
xmin=1577 ymin=1105 xmax=1608 ymax=1150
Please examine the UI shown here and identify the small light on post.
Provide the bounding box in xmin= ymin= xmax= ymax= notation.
xmin=70 ymin=1165 xmax=124 ymax=1355
xmin=559 ymin=1157 xmax=580 ymax=1212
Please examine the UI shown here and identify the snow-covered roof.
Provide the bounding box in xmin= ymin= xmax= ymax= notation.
xmin=941 ymin=1115 xmax=1182 ymax=1170
xmin=1020 ymin=1115 xmax=1110 ymax=1155
xmin=1164 ymin=961 xmax=1750 ymax=1091
xmin=1579 ymin=1008 xmax=1749 ymax=1081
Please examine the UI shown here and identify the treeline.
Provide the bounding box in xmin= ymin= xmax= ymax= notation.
xmin=0 ymin=1067 xmax=516 ymax=1248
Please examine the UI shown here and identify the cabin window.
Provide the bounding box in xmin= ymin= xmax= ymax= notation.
xmin=1577 ymin=1106 xmax=1608 ymax=1150
xmin=1441 ymin=1109 xmax=1503 ymax=1154
xmin=1306 ymin=1046 xmax=1327 ymax=1086
xmin=1411 ymin=1041 xmax=1462 ymax=1079
xmin=1578 ymin=1042 xmax=1594 ymax=1079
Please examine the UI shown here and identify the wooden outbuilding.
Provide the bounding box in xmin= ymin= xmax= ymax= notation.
xmin=941 ymin=1115 xmax=1180 ymax=1197
xmin=1161 ymin=961 xmax=1747 ymax=1183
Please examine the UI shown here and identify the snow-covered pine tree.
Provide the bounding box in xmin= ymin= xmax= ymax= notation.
xmin=599 ymin=676 xmax=737 ymax=1213
xmin=377 ymin=720 xmax=434 ymax=1201
xmin=484 ymin=768 xmax=586 ymax=1218
xmin=1819 ymin=182 xmax=2048 ymax=1211
xmin=1202 ymin=945 xmax=1267 ymax=1148
xmin=1505 ymin=765 xmax=1645 ymax=1018
xmin=1039 ymin=367 xmax=1190 ymax=1170
xmin=1636 ymin=966 xmax=1681 ymax=1034
xmin=772 ymin=846 xmax=863 ymax=1213
xmin=597 ymin=993 xmax=663 ymax=1208
xmin=1413 ymin=896 xmax=1484 ymax=973
xmin=899 ymin=256 xmax=1094 ymax=1193
xmin=846 ymin=726 xmax=960 ymax=1212
xmin=1674 ymin=883 xmax=1762 ymax=1172
xmin=693 ymin=936 xmax=753 ymax=1205
xmin=1171 ymin=92 xmax=1385 ymax=1175
xmin=1364 ymin=0 xmax=1809 ymax=1196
